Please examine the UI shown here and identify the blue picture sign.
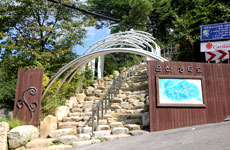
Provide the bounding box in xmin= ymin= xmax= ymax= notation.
xmin=200 ymin=22 xmax=230 ymax=41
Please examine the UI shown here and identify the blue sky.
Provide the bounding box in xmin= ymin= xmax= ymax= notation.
xmin=73 ymin=27 xmax=110 ymax=55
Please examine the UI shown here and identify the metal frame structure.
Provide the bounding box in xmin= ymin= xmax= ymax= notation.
xmin=42 ymin=30 xmax=167 ymax=98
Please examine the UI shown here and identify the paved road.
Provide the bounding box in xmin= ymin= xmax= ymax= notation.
xmin=74 ymin=122 xmax=230 ymax=150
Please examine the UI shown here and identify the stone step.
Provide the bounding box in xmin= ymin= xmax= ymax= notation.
xmin=125 ymin=124 xmax=141 ymax=131
xmin=25 ymin=138 xmax=54 ymax=149
xmin=78 ymin=133 xmax=91 ymax=140
xmin=53 ymin=135 xmax=78 ymax=145
xmin=109 ymin=122 xmax=123 ymax=129
xmin=129 ymin=130 xmax=149 ymax=136
xmin=48 ymin=128 xmax=76 ymax=138
xmin=71 ymin=108 xmax=84 ymax=113
xmin=62 ymin=116 xmax=83 ymax=122
xmin=93 ymin=130 xmax=111 ymax=138
xmin=72 ymin=139 xmax=100 ymax=148
xmin=103 ymin=134 xmax=131 ymax=141
xmin=58 ymin=122 xmax=78 ymax=129
xmin=77 ymin=127 xmax=92 ymax=134
xmin=111 ymin=127 xmax=129 ymax=135
xmin=96 ymin=125 xmax=110 ymax=131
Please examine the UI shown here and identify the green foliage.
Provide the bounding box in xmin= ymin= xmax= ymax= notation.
xmin=0 ymin=68 xmax=16 ymax=109
xmin=0 ymin=117 xmax=25 ymax=130
xmin=104 ymin=53 xmax=142 ymax=76
xmin=87 ymin=0 xmax=230 ymax=62
xmin=97 ymin=137 xmax=104 ymax=142
xmin=0 ymin=0 xmax=93 ymax=111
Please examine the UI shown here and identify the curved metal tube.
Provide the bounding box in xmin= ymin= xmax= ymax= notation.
xmin=42 ymin=48 xmax=167 ymax=98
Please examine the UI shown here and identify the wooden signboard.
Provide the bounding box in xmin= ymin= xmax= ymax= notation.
xmin=13 ymin=69 xmax=44 ymax=126
xmin=148 ymin=61 xmax=230 ymax=132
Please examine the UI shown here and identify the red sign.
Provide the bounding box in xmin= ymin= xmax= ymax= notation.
xmin=201 ymin=41 xmax=230 ymax=52
xmin=205 ymin=50 xmax=229 ymax=61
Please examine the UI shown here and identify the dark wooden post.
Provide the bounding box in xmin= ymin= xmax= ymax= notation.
xmin=13 ymin=69 xmax=44 ymax=126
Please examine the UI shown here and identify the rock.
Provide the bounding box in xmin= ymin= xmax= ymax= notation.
xmin=113 ymin=70 xmax=120 ymax=77
xmin=40 ymin=115 xmax=58 ymax=138
xmin=132 ymin=90 xmax=146 ymax=95
xmin=125 ymin=124 xmax=140 ymax=131
xmin=54 ymin=135 xmax=78 ymax=145
xmin=129 ymin=113 xmax=143 ymax=119
xmin=58 ymin=122 xmax=78 ymax=129
xmin=69 ymin=112 xmax=81 ymax=117
xmin=76 ymin=93 xmax=86 ymax=103
xmin=129 ymin=130 xmax=149 ymax=136
xmin=124 ymin=91 xmax=132 ymax=95
xmin=72 ymin=139 xmax=100 ymax=147
xmin=25 ymin=138 xmax=54 ymax=149
xmin=77 ymin=127 xmax=92 ymax=134
xmin=110 ymin=122 xmax=123 ymax=128
xmin=120 ymin=102 xmax=131 ymax=109
xmin=96 ymin=125 xmax=110 ymax=131
xmin=93 ymin=131 xmax=111 ymax=138
xmin=94 ymin=90 xmax=102 ymax=97
xmin=127 ymin=99 xmax=139 ymax=104
xmin=123 ymin=119 xmax=142 ymax=125
xmin=132 ymin=102 xmax=144 ymax=109
xmin=47 ymin=144 xmax=73 ymax=149
xmin=8 ymin=125 xmax=39 ymax=149
xmin=48 ymin=128 xmax=76 ymax=138
xmin=85 ymin=87 xmax=95 ymax=96
xmin=85 ymin=96 xmax=97 ymax=102
xmin=69 ymin=96 xmax=78 ymax=108
xmin=71 ymin=108 xmax=84 ymax=113
xmin=112 ymin=127 xmax=129 ymax=135
xmin=113 ymin=98 xmax=123 ymax=103
xmin=78 ymin=133 xmax=91 ymax=140
xmin=111 ymin=105 xmax=121 ymax=110
xmin=15 ymin=146 xmax=25 ymax=150
xmin=104 ymin=134 xmax=130 ymax=141
xmin=55 ymin=106 xmax=70 ymax=121
xmin=0 ymin=122 xmax=9 ymax=150
xmin=62 ymin=116 xmax=83 ymax=122
xmin=142 ymin=112 xmax=150 ymax=128
xmin=117 ymin=94 xmax=127 ymax=99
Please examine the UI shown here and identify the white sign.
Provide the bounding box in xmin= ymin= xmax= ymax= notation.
xmin=200 ymin=41 xmax=230 ymax=52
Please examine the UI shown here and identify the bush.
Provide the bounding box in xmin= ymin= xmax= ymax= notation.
xmin=0 ymin=117 xmax=25 ymax=130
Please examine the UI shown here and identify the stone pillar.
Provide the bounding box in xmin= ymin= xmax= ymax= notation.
xmin=0 ymin=122 xmax=10 ymax=150
xmin=97 ymin=55 xmax=105 ymax=79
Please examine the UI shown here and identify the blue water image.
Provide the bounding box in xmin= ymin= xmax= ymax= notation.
xmin=159 ymin=79 xmax=202 ymax=102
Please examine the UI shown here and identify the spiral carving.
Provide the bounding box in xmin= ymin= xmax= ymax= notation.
xmin=16 ymin=87 xmax=38 ymax=124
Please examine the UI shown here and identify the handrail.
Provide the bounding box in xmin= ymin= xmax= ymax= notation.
xmin=91 ymin=59 xmax=147 ymax=136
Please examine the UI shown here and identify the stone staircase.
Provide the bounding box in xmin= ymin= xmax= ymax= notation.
xmin=24 ymin=62 xmax=150 ymax=150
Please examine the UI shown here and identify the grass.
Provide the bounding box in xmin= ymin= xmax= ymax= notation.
xmin=97 ymin=137 xmax=104 ymax=142
xmin=0 ymin=117 xmax=25 ymax=130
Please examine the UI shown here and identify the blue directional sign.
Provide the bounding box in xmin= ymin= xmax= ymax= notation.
xmin=201 ymin=22 xmax=230 ymax=41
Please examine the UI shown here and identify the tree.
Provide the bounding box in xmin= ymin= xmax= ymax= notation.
xmin=87 ymin=0 xmax=230 ymax=61
xmin=0 ymin=0 xmax=92 ymax=109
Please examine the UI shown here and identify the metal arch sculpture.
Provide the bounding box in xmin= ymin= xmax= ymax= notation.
xmin=42 ymin=30 xmax=167 ymax=98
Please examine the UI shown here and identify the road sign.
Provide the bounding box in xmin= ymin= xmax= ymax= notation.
xmin=200 ymin=41 xmax=230 ymax=52
xmin=201 ymin=22 xmax=230 ymax=41
xmin=205 ymin=50 xmax=229 ymax=61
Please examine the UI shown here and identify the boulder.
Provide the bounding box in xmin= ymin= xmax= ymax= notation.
xmin=142 ymin=112 xmax=150 ymax=128
xmin=55 ymin=106 xmax=70 ymax=121
xmin=93 ymin=131 xmax=111 ymax=138
xmin=112 ymin=127 xmax=129 ymax=135
xmin=75 ymin=93 xmax=86 ymax=103
xmin=110 ymin=122 xmax=123 ymax=129
xmin=68 ymin=96 xmax=78 ymax=108
xmin=104 ymin=134 xmax=130 ymax=141
xmin=8 ymin=125 xmax=39 ymax=149
xmin=40 ymin=115 xmax=58 ymax=138
xmin=85 ymin=87 xmax=94 ymax=96
xmin=125 ymin=124 xmax=140 ymax=131
xmin=129 ymin=130 xmax=149 ymax=136
xmin=48 ymin=128 xmax=76 ymax=138
xmin=25 ymin=138 xmax=54 ymax=149
xmin=113 ymin=70 xmax=120 ymax=77
xmin=54 ymin=135 xmax=78 ymax=145
xmin=0 ymin=122 xmax=9 ymax=150
xmin=78 ymin=133 xmax=91 ymax=140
